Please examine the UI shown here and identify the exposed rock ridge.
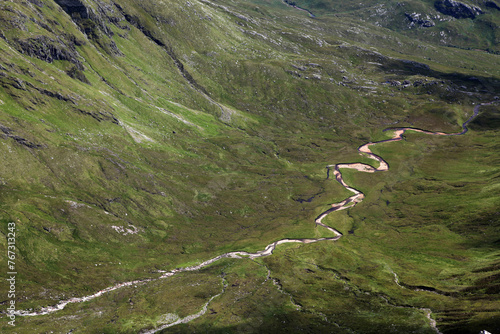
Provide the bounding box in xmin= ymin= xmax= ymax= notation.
xmin=54 ymin=0 xmax=123 ymax=56
xmin=112 ymin=3 xmax=211 ymax=97
xmin=0 ymin=125 xmax=44 ymax=149
xmin=0 ymin=73 xmax=118 ymax=123
xmin=434 ymin=0 xmax=483 ymax=19
xmin=14 ymin=35 xmax=84 ymax=69
xmin=405 ymin=12 xmax=435 ymax=27
xmin=53 ymin=0 xmax=89 ymax=19
xmin=110 ymin=6 xmax=244 ymax=124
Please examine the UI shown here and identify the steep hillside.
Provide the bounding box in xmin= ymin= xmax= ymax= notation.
xmin=0 ymin=0 xmax=499 ymax=333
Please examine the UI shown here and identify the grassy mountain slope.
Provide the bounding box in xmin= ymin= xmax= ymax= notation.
xmin=0 ymin=0 xmax=499 ymax=333
xmin=290 ymin=0 xmax=500 ymax=52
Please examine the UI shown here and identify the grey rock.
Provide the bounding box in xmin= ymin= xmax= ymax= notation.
xmin=405 ymin=13 xmax=435 ymax=27
xmin=54 ymin=0 xmax=89 ymax=19
xmin=14 ymin=36 xmax=83 ymax=69
xmin=434 ymin=0 xmax=483 ymax=19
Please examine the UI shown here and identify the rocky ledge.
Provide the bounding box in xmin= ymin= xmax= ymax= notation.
xmin=405 ymin=13 xmax=435 ymax=27
xmin=434 ymin=0 xmax=483 ymax=19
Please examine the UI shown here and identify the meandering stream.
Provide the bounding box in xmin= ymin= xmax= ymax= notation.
xmin=13 ymin=103 xmax=489 ymax=333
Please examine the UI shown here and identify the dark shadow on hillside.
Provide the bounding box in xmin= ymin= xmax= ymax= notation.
xmin=439 ymin=312 xmax=500 ymax=334
xmin=468 ymin=105 xmax=500 ymax=130
xmin=159 ymin=308 xmax=500 ymax=333
xmin=379 ymin=58 xmax=500 ymax=96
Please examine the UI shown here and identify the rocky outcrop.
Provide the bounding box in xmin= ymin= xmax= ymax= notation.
xmin=0 ymin=125 xmax=44 ymax=149
xmin=53 ymin=0 xmax=89 ymax=19
xmin=434 ymin=0 xmax=483 ymax=19
xmin=14 ymin=35 xmax=83 ymax=69
xmin=405 ymin=12 xmax=435 ymax=27
xmin=53 ymin=0 xmax=124 ymax=56
xmin=115 ymin=4 xmax=210 ymax=97
xmin=485 ymin=1 xmax=500 ymax=11
xmin=75 ymin=108 xmax=120 ymax=124
xmin=0 ymin=72 xmax=117 ymax=123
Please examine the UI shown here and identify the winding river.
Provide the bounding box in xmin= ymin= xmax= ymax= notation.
xmin=13 ymin=102 xmax=489 ymax=333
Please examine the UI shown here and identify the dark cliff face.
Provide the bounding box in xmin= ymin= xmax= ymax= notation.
xmin=52 ymin=0 xmax=123 ymax=55
xmin=15 ymin=35 xmax=83 ymax=68
xmin=485 ymin=1 xmax=500 ymax=10
xmin=434 ymin=0 xmax=483 ymax=19
xmin=54 ymin=0 xmax=89 ymax=18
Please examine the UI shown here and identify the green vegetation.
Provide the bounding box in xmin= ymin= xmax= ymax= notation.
xmin=291 ymin=0 xmax=500 ymax=53
xmin=0 ymin=0 xmax=498 ymax=333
